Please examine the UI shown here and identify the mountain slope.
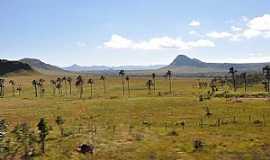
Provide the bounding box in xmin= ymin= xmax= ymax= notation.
xmin=0 ymin=59 xmax=35 ymax=75
xmin=20 ymin=58 xmax=69 ymax=75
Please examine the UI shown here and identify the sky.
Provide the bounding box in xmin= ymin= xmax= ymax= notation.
xmin=1 ymin=0 xmax=270 ymax=67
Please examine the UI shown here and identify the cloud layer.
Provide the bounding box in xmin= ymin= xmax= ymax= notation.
xmin=104 ymin=35 xmax=214 ymax=50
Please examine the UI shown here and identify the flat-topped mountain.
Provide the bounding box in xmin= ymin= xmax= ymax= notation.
xmin=163 ymin=55 xmax=270 ymax=73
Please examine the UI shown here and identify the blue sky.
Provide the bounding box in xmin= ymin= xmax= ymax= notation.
xmin=1 ymin=0 xmax=270 ymax=66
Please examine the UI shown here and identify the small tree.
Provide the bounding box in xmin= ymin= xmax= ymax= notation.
xmin=100 ymin=75 xmax=106 ymax=94
xmin=32 ymin=80 xmax=38 ymax=97
xmin=37 ymin=118 xmax=49 ymax=154
xmin=56 ymin=78 xmax=63 ymax=96
xmin=152 ymin=73 xmax=156 ymax=94
xmin=67 ymin=77 xmax=72 ymax=95
xmin=125 ymin=76 xmax=130 ymax=97
xmin=55 ymin=116 xmax=65 ymax=137
xmin=165 ymin=70 xmax=173 ymax=94
xmin=119 ymin=70 xmax=125 ymax=96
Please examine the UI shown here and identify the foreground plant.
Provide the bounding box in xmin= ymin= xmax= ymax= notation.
xmin=37 ymin=118 xmax=49 ymax=154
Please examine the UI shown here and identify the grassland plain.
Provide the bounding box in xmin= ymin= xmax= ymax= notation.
xmin=1 ymin=75 xmax=270 ymax=160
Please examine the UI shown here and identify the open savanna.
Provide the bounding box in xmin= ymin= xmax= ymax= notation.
xmin=1 ymin=74 xmax=270 ymax=160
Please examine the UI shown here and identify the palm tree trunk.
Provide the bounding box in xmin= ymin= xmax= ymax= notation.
xmin=90 ymin=84 xmax=93 ymax=97
xmin=127 ymin=80 xmax=130 ymax=97
xmin=232 ymin=73 xmax=236 ymax=92
xmin=169 ymin=78 xmax=172 ymax=94
xmin=103 ymin=80 xmax=106 ymax=94
xmin=69 ymin=83 xmax=72 ymax=95
xmin=122 ymin=78 xmax=125 ymax=96
xmin=244 ymin=78 xmax=247 ymax=93
xmin=153 ymin=78 xmax=156 ymax=94
xmin=34 ymin=85 xmax=38 ymax=97
xmin=80 ymin=85 xmax=83 ymax=99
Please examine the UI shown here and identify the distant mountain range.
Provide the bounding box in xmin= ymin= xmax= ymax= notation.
xmin=63 ymin=64 xmax=166 ymax=72
xmin=1 ymin=55 xmax=270 ymax=76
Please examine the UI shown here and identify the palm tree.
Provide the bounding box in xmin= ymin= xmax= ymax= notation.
xmin=56 ymin=78 xmax=62 ymax=95
xmin=125 ymin=76 xmax=130 ymax=97
xmin=100 ymin=75 xmax=106 ymax=94
xmin=229 ymin=67 xmax=237 ymax=92
xmin=87 ymin=78 xmax=94 ymax=98
xmin=263 ymin=66 xmax=270 ymax=92
xmin=62 ymin=77 xmax=67 ymax=96
xmin=146 ymin=80 xmax=154 ymax=94
xmin=165 ymin=70 xmax=173 ymax=94
xmin=9 ymin=80 xmax=15 ymax=96
xmin=241 ymin=72 xmax=247 ymax=93
xmin=119 ymin=70 xmax=125 ymax=96
xmin=75 ymin=75 xmax=84 ymax=99
xmin=152 ymin=73 xmax=156 ymax=94
xmin=32 ymin=80 xmax=38 ymax=97
xmin=0 ymin=79 xmax=4 ymax=97
xmin=67 ymin=77 xmax=72 ymax=95
xmin=50 ymin=80 xmax=56 ymax=96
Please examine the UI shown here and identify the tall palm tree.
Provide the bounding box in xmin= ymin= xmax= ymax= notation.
xmin=119 ymin=70 xmax=125 ymax=96
xmin=229 ymin=67 xmax=237 ymax=92
xmin=9 ymin=80 xmax=15 ymax=96
xmin=56 ymin=77 xmax=62 ymax=95
xmin=146 ymin=80 xmax=154 ymax=95
xmin=165 ymin=70 xmax=173 ymax=94
xmin=67 ymin=77 xmax=72 ymax=95
xmin=75 ymin=75 xmax=84 ymax=99
xmin=152 ymin=73 xmax=156 ymax=94
xmin=263 ymin=66 xmax=270 ymax=93
xmin=62 ymin=77 xmax=67 ymax=96
xmin=32 ymin=80 xmax=38 ymax=97
xmin=100 ymin=75 xmax=106 ymax=94
xmin=241 ymin=72 xmax=247 ymax=93
xmin=87 ymin=78 xmax=94 ymax=98
xmin=125 ymin=76 xmax=130 ymax=97
xmin=50 ymin=80 xmax=56 ymax=96
xmin=0 ymin=79 xmax=4 ymax=97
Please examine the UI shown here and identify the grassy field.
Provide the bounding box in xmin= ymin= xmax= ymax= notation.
xmin=1 ymin=74 xmax=270 ymax=160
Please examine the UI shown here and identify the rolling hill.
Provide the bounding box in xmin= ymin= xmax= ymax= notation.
xmin=19 ymin=58 xmax=69 ymax=75
xmin=0 ymin=59 xmax=35 ymax=75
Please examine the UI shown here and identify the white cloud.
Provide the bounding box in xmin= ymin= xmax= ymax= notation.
xmin=242 ymin=29 xmax=262 ymax=39
xmin=241 ymin=16 xmax=249 ymax=22
xmin=189 ymin=20 xmax=201 ymax=27
xmin=103 ymin=34 xmax=214 ymax=50
xmin=248 ymin=14 xmax=270 ymax=31
xmin=206 ymin=32 xmax=232 ymax=39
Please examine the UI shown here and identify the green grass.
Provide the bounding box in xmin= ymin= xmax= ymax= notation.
xmin=1 ymin=75 xmax=270 ymax=160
